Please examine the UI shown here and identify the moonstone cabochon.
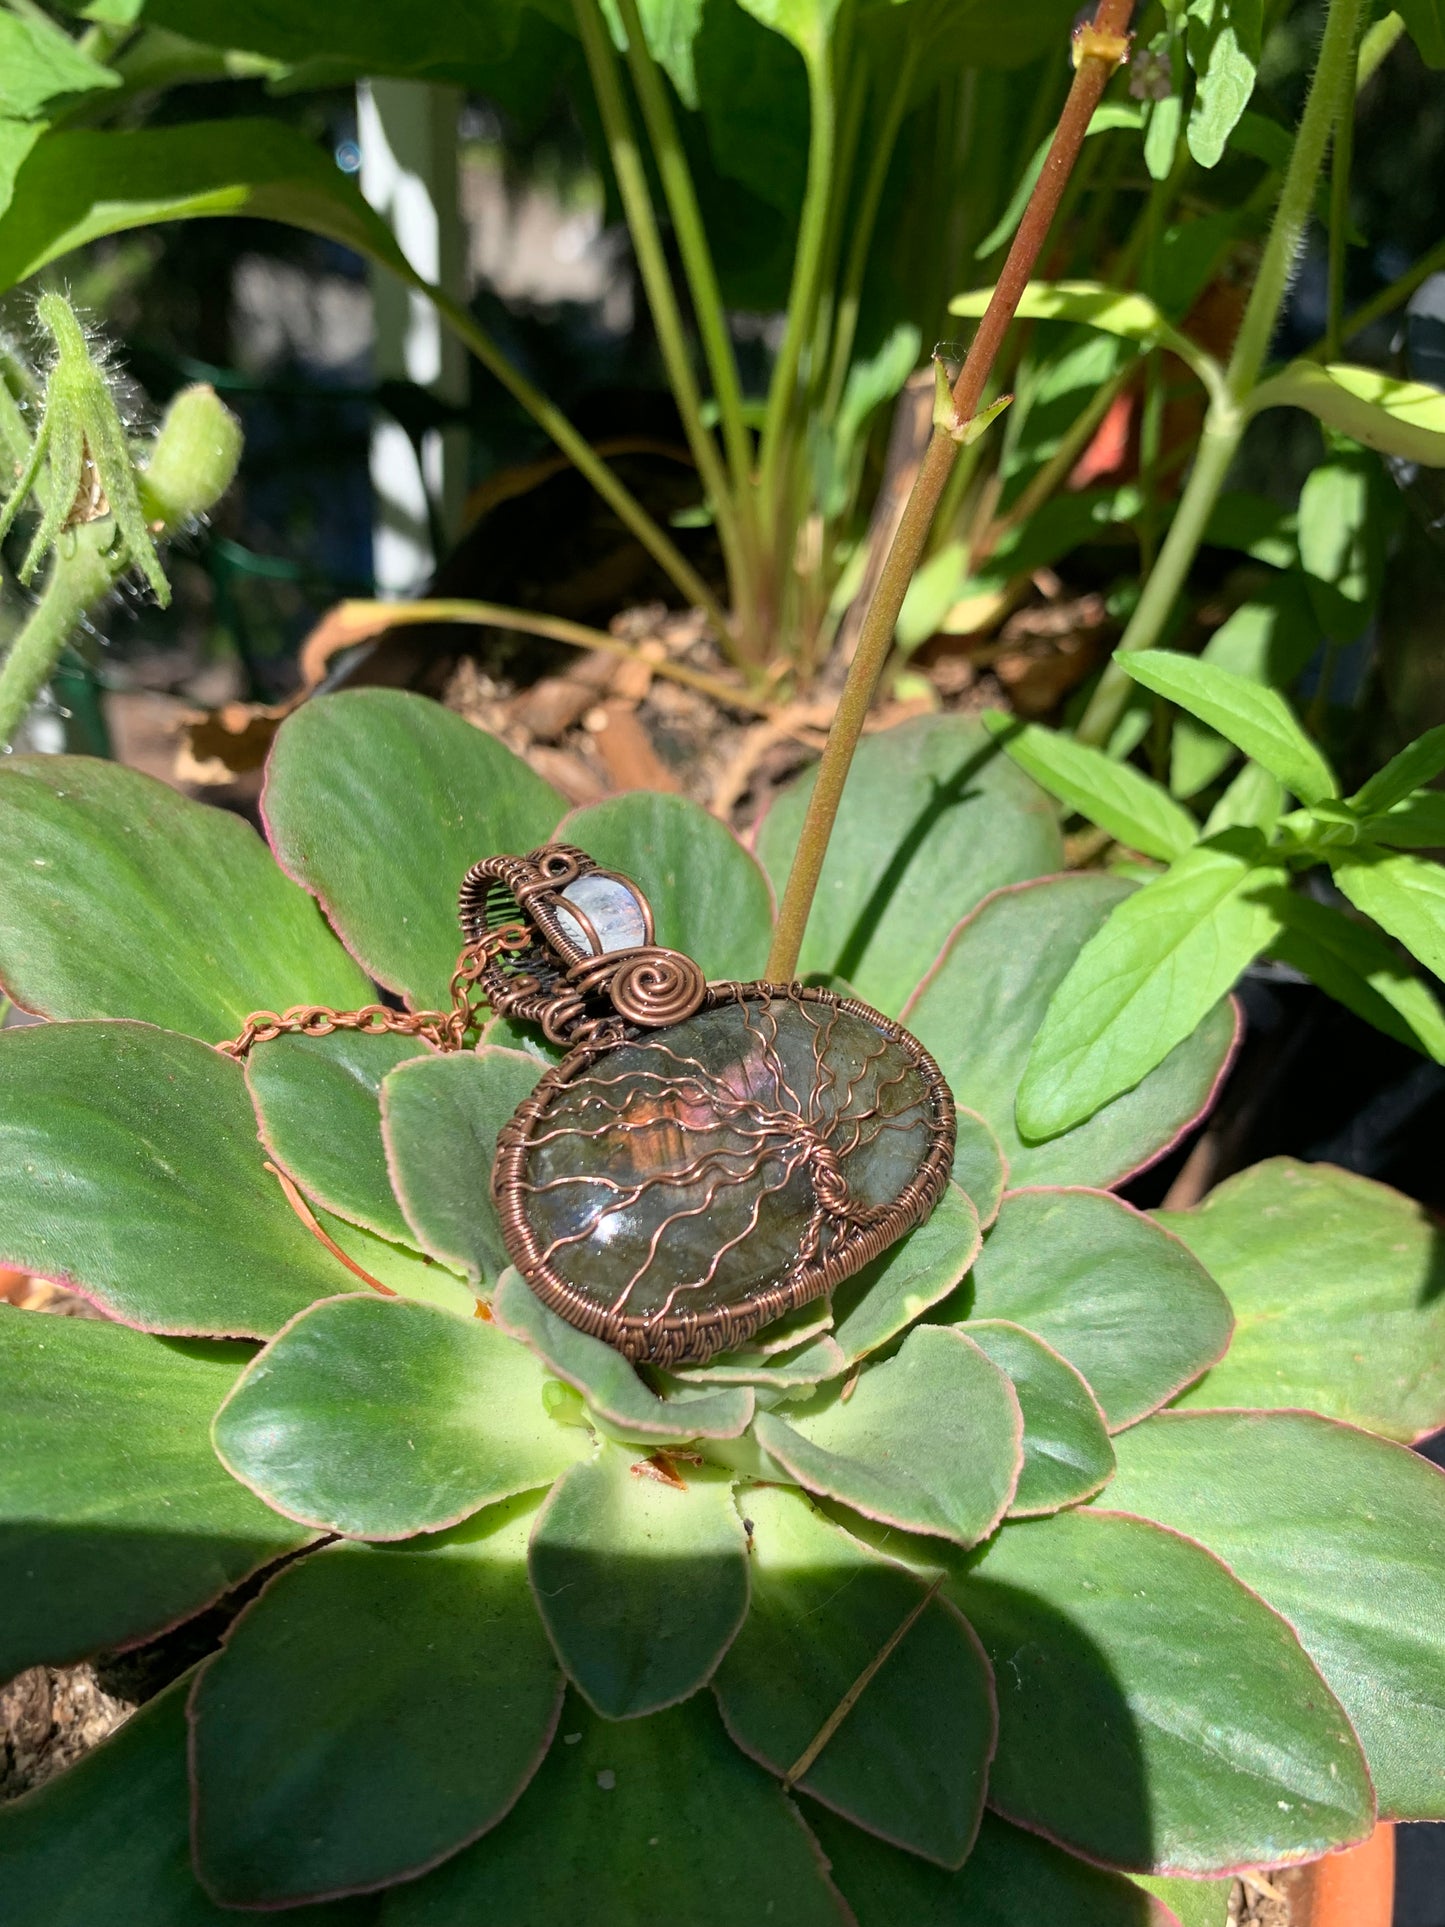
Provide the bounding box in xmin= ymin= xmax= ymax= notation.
xmin=493 ymin=984 xmax=957 ymax=1367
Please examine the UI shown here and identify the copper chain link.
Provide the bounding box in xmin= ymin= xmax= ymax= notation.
xmin=216 ymin=923 xmax=532 ymax=1062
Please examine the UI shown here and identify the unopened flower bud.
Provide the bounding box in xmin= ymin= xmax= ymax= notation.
xmin=139 ymin=383 xmax=242 ymax=529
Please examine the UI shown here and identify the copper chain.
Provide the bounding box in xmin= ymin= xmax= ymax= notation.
xmin=216 ymin=923 xmax=532 ymax=1062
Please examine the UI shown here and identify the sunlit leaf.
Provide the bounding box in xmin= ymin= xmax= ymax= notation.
xmin=1121 ymin=651 xmax=1338 ymax=804
xmin=1331 ymin=845 xmax=1445 ymax=981
xmin=965 ymin=1320 xmax=1115 ymax=1514
xmin=1250 ymin=361 xmax=1445 ymax=466
xmin=982 ymin=714 xmax=1199 ymax=861
xmin=828 ymin=1183 xmax=980 ymax=1365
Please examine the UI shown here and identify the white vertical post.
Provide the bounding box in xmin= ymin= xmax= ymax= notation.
xmin=357 ymin=80 xmax=467 ymax=596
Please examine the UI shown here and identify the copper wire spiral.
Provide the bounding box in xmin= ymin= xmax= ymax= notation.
xmin=605 ymin=948 xmax=707 ymax=1027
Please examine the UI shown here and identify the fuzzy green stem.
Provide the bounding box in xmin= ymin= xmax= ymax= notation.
xmin=0 ymin=525 xmax=114 ymax=746
xmin=766 ymin=0 xmax=1134 ymax=980
xmin=1074 ymin=0 xmax=1367 ymax=749
xmin=1325 ymin=36 xmax=1356 ymax=362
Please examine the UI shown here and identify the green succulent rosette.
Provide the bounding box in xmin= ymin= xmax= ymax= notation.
xmin=1 ymin=693 xmax=1443 ymax=1927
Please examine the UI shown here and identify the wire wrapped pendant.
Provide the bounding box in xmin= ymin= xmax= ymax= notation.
xmin=465 ymin=844 xmax=957 ymax=1368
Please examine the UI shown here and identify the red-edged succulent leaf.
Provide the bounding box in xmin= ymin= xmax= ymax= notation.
xmin=0 ymin=756 xmax=370 ymax=1044
xmin=828 ymin=1183 xmax=981 ymax=1366
xmin=0 ymin=1021 xmax=348 ymax=1337
xmin=714 ymin=1484 xmax=995 ymax=1869
xmin=952 ymin=1107 xmax=1008 ymax=1227
xmin=965 ymin=1320 xmax=1116 ymax=1516
xmin=263 ymin=689 xmax=564 ymax=1008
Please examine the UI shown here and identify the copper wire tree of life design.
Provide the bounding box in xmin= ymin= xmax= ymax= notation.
xmin=471 ymin=846 xmax=957 ymax=1368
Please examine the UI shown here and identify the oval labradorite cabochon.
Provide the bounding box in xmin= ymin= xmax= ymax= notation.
xmin=493 ymin=986 xmax=956 ymax=1366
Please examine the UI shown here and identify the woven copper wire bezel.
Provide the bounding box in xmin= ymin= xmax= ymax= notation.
xmin=491 ymin=980 xmax=958 ymax=1368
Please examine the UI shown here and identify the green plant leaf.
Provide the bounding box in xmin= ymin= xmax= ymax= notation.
xmin=1331 ymin=846 xmax=1445 ymax=981
xmin=1352 ymin=724 xmax=1445 ymax=814
xmin=380 ymin=1047 xmax=542 ymax=1285
xmin=1249 ymin=361 xmax=1445 ymax=464
xmin=949 ymin=1506 xmax=1375 ymax=1872
xmin=0 ymin=119 xmax=43 ymax=224
xmin=1133 ymin=1876 xmax=1230 ymax=1927
xmin=0 ymin=758 xmax=370 ymax=1042
xmin=1018 ymin=839 xmax=1282 ymax=1139
xmin=492 ymin=1267 xmax=755 ymax=1441
xmin=982 ymin=715 xmax=1199 ymax=861
xmin=1121 ymin=652 xmax=1338 ymax=804
xmin=1160 ymin=1157 xmax=1445 ymax=1439
xmin=905 ymin=875 xmax=1237 ymax=1187
xmin=0 ymin=1674 xmax=372 ymax=1927
xmin=948 ymin=280 xmax=1203 ymax=372
xmin=528 ymin=1443 xmax=748 ymax=1718
xmin=0 ymin=12 xmax=119 ymax=118
xmin=964 ymin=1320 xmax=1115 ymax=1515
xmin=212 ymin=1293 xmax=588 ymax=1538
xmin=1201 ymin=762 xmax=1283 ymax=838
xmin=1364 ymin=787 xmax=1445 ymax=848
xmin=671 ymin=1325 xmax=847 ymax=1389
xmin=191 ymin=1495 xmax=559 ymax=1907
xmin=951 ymin=1107 xmax=1008 ymax=1226
xmin=1169 ymin=577 xmax=1321 ymax=799
xmin=1266 ymin=888 xmax=1445 ymax=1062
xmin=559 ymin=791 xmax=774 ymax=981
xmin=813 ymin=1807 xmax=1174 ymax=1927
xmin=382 ymin=1687 xmax=850 ymax=1925
xmin=264 ymin=690 xmax=564 ymax=1008
xmin=755 ymin=713 xmax=1064 ymax=1014
xmin=1203 ymin=491 xmax=1299 ymax=569
xmin=1110 ymin=1410 xmax=1445 ymax=1820
xmin=246 ymin=1031 xmax=424 ymax=1247
xmin=0 ymin=119 xmax=414 ymax=294
xmin=0 ymin=1020 xmax=348 ymax=1336
xmin=823 ymin=1183 xmax=979 ymax=1368
xmin=752 ymin=1325 xmax=1022 ymax=1544
xmin=1185 ymin=0 xmax=1262 ymax=168
xmin=308 ymin=1210 xmax=477 ymax=1314
xmin=1393 ymin=0 xmax=1445 ymax=63
xmin=714 ymin=1485 xmax=994 ymax=1867
xmin=1298 ymin=451 xmax=1382 ymax=643
xmin=971 ymin=104 xmax=1141 ymax=259
xmin=961 ymin=1187 xmax=1232 ymax=1430
xmin=0 ymin=1318 xmax=309 ymax=1681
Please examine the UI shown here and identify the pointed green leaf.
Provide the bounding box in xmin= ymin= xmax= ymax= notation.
xmin=247 ymin=1031 xmax=425 ymax=1246
xmin=1110 ymin=1410 xmax=1445 ymax=1819
xmin=1331 ymin=846 xmax=1445 ymax=981
xmin=1266 ymin=889 xmax=1445 ymax=1062
xmin=1121 ymin=652 xmax=1338 ymax=803
xmin=827 ymin=1183 xmax=980 ymax=1365
xmin=1352 ymin=725 xmax=1445 ymax=813
xmin=752 ymin=1325 xmax=1022 ymax=1544
xmin=961 ymin=1188 xmax=1232 ymax=1429
xmin=0 ymin=1021 xmax=347 ymax=1336
xmin=755 ymin=713 xmax=1064 ymax=1014
xmin=951 ymin=1106 xmax=1008 ymax=1225
xmin=1365 ymin=788 xmax=1445 ymax=848
xmin=264 ymin=690 xmax=564 ymax=1008
xmin=0 ymin=758 xmax=370 ymax=1042
xmin=492 ymin=1267 xmax=755 ymax=1441
xmin=1018 ymin=840 xmax=1281 ymax=1139
xmin=1393 ymin=0 xmax=1445 ymax=64
xmin=1159 ymin=1158 xmax=1445 ymax=1439
xmin=1169 ymin=577 xmax=1321 ymax=799
xmin=0 ymin=1317 xmax=309 ymax=1680
xmin=0 ymin=1675 xmax=370 ymax=1927
xmin=1250 ymin=361 xmax=1445 ymax=466
xmin=1201 ymin=762 xmax=1282 ymax=837
xmin=191 ymin=1496 xmax=559 ymax=1907
xmin=0 ymin=12 xmax=119 ymax=117
xmin=965 ymin=1320 xmax=1116 ymax=1515
xmin=1298 ymin=451 xmax=1381 ymax=643
xmin=213 ymin=1294 xmax=588 ymax=1538
xmin=529 ymin=1443 xmax=748 ymax=1718
xmin=948 ymin=280 xmax=1204 ymax=374
xmin=1185 ymin=0 xmax=1262 ymax=169
xmin=381 ymin=1047 xmax=541 ymax=1284
xmin=559 ymin=791 xmax=775 ymax=981
xmin=949 ymin=1507 xmax=1374 ymax=1872
xmin=380 ymin=1691 xmax=851 ymax=1927
xmin=813 ymin=1807 xmax=1174 ymax=1927
xmin=714 ymin=1486 xmax=994 ymax=1867
xmin=982 ymin=716 xmax=1198 ymax=861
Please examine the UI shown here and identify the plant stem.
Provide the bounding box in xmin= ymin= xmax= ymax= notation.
xmin=1309 ymin=233 xmax=1445 ymax=355
xmin=0 ymin=526 xmax=114 ymax=746
xmin=1074 ymin=0 xmax=1367 ymax=748
xmin=765 ymin=0 xmax=1134 ymax=980
xmin=1326 ymin=32 xmax=1356 ymax=362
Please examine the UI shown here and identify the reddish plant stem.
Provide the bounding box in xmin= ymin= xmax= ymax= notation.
xmin=766 ymin=0 xmax=1133 ymax=981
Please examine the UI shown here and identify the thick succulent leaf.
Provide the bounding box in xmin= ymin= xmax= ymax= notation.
xmin=752 ymin=1325 xmax=1022 ymax=1543
xmin=959 ymin=1188 xmax=1233 ymax=1430
xmin=479 ymin=1011 xmax=559 ymax=1060
xmin=314 ymin=1211 xmax=477 ymax=1315
xmin=0 ymin=1317 xmax=309 ymax=1681
xmin=812 ymin=1806 xmax=1176 ymax=1927
xmin=559 ymin=791 xmax=775 ymax=981
xmin=263 ymin=690 xmax=564 ymax=1008
xmin=949 ymin=1507 xmax=1375 ymax=1872
xmin=0 ymin=1676 xmax=373 ymax=1927
xmin=714 ymin=1486 xmax=994 ymax=1868
xmin=952 ymin=1106 xmax=1008 ymax=1225
xmin=381 ymin=1047 xmax=541 ymax=1284
xmin=755 ymin=713 xmax=1064 ymax=1014
xmin=828 ymin=1183 xmax=981 ymax=1365
xmin=0 ymin=1021 xmax=347 ymax=1337
xmin=673 ymin=1330 xmax=848 ymax=1388
xmin=492 ymin=1267 xmax=755 ymax=1441
xmin=529 ymin=1443 xmax=748 ymax=1718
xmin=247 ymin=1031 xmax=425 ymax=1246
xmin=1158 ymin=1158 xmax=1445 ymax=1439
xmin=904 ymin=876 xmax=1237 ymax=1188
xmin=380 ymin=1689 xmax=850 ymax=1926
xmin=191 ymin=1496 xmax=559 ymax=1906
xmin=1134 ymin=1876 xmax=1230 ymax=1926
xmin=212 ymin=1294 xmax=588 ymax=1538
xmin=1110 ymin=1410 xmax=1445 ymax=1821
xmin=0 ymin=757 xmax=369 ymax=1043
xmin=965 ymin=1319 xmax=1116 ymax=1516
